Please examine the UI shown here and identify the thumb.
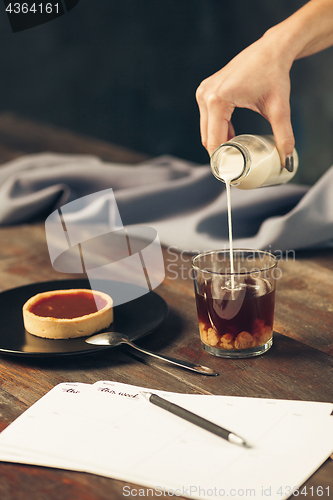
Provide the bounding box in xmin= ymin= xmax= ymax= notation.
xmin=269 ymin=107 xmax=295 ymax=171
xmin=227 ymin=121 xmax=236 ymax=141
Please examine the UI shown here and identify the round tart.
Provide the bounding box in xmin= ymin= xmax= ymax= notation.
xmin=22 ymin=289 xmax=113 ymax=339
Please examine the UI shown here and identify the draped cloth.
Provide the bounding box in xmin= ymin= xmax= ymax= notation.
xmin=0 ymin=152 xmax=331 ymax=253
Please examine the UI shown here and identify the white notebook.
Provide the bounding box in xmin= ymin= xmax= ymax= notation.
xmin=0 ymin=381 xmax=332 ymax=500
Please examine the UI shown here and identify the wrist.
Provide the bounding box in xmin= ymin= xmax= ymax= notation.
xmin=264 ymin=0 xmax=333 ymax=62
xmin=260 ymin=26 xmax=299 ymax=71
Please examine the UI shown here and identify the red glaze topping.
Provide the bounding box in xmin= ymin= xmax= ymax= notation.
xmin=30 ymin=291 xmax=108 ymax=319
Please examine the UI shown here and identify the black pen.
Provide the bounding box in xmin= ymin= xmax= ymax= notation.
xmin=141 ymin=391 xmax=247 ymax=447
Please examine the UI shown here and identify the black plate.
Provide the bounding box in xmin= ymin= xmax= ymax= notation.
xmin=0 ymin=279 xmax=168 ymax=357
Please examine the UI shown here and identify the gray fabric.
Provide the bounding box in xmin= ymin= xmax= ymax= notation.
xmin=0 ymin=152 xmax=330 ymax=253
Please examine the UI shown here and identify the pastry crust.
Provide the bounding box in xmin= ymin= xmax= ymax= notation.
xmin=23 ymin=289 xmax=113 ymax=339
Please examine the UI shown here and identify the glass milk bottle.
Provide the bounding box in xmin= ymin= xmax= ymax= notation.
xmin=210 ymin=134 xmax=298 ymax=189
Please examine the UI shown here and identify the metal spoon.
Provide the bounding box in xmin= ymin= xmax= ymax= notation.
xmin=85 ymin=331 xmax=218 ymax=376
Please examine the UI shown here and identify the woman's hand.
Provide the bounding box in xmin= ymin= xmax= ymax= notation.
xmin=196 ymin=0 xmax=333 ymax=168
xmin=196 ymin=32 xmax=295 ymax=167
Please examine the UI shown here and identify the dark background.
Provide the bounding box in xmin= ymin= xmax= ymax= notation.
xmin=1 ymin=0 xmax=332 ymax=185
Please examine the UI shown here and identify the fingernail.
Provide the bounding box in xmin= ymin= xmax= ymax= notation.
xmin=285 ymin=155 xmax=294 ymax=172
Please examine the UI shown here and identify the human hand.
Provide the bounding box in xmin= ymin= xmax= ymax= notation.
xmin=196 ymin=32 xmax=295 ymax=168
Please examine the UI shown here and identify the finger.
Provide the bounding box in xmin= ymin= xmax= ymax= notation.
xmin=199 ymin=103 xmax=209 ymax=151
xmin=267 ymin=102 xmax=295 ymax=169
xmin=206 ymin=98 xmax=234 ymax=156
xmin=196 ymin=86 xmax=209 ymax=150
xmin=227 ymin=121 xmax=235 ymax=141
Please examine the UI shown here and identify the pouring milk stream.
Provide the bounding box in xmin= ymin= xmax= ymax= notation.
xmin=210 ymin=134 xmax=298 ymax=289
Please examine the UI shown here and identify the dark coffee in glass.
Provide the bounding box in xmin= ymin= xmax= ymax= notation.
xmin=192 ymin=250 xmax=278 ymax=358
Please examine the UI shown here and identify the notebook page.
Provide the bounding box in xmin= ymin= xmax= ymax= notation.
xmin=0 ymin=381 xmax=331 ymax=500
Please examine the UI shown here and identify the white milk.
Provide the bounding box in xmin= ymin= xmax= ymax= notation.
xmin=218 ymin=161 xmax=243 ymax=290
xmin=211 ymin=135 xmax=298 ymax=190
xmin=212 ymin=135 xmax=298 ymax=290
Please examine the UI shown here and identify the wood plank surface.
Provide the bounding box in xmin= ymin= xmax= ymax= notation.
xmin=0 ymin=114 xmax=331 ymax=500
xmin=0 ymin=112 xmax=150 ymax=164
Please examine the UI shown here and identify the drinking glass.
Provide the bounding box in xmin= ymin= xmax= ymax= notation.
xmin=192 ymin=249 xmax=278 ymax=358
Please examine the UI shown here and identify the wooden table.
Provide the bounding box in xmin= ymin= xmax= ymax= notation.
xmin=0 ymin=113 xmax=332 ymax=499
